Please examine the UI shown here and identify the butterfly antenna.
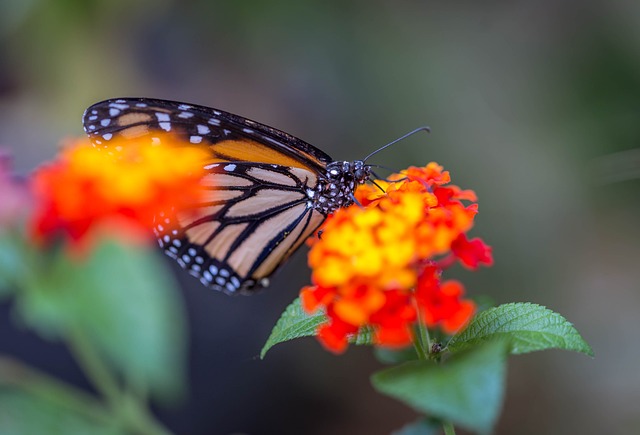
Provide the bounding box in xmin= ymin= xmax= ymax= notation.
xmin=371 ymin=168 xmax=409 ymax=185
xmin=363 ymin=126 xmax=431 ymax=163
xmin=350 ymin=193 xmax=364 ymax=209
xmin=368 ymin=163 xmax=399 ymax=173
xmin=369 ymin=177 xmax=386 ymax=193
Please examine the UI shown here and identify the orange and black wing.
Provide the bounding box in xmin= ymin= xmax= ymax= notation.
xmin=82 ymin=98 xmax=330 ymax=294
xmin=83 ymin=97 xmax=332 ymax=173
xmin=155 ymin=161 xmax=325 ymax=293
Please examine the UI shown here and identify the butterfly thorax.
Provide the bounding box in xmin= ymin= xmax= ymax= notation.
xmin=311 ymin=160 xmax=371 ymax=215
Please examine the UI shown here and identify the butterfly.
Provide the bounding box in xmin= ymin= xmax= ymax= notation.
xmin=82 ymin=98 xmax=371 ymax=294
xmin=83 ymin=98 xmax=426 ymax=295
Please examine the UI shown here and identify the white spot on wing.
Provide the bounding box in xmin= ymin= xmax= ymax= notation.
xmin=156 ymin=113 xmax=170 ymax=122
xmin=197 ymin=125 xmax=210 ymax=135
xmin=208 ymin=118 xmax=221 ymax=126
xmin=190 ymin=135 xmax=202 ymax=144
xmin=263 ymin=136 xmax=282 ymax=145
xmin=224 ymin=164 xmax=236 ymax=171
xmin=100 ymin=119 xmax=111 ymax=127
xmin=102 ymin=133 xmax=112 ymax=140
xmin=178 ymin=111 xmax=194 ymax=119
xmin=109 ymin=108 xmax=120 ymax=117
xmin=159 ymin=122 xmax=171 ymax=132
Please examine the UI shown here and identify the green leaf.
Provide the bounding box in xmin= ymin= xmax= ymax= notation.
xmin=260 ymin=298 xmax=381 ymax=358
xmin=372 ymin=340 xmax=509 ymax=434
xmin=17 ymin=239 xmax=187 ymax=399
xmin=448 ymin=303 xmax=594 ymax=356
xmin=0 ymin=389 xmax=124 ymax=435
xmin=351 ymin=325 xmax=375 ymax=346
xmin=261 ymin=297 xmax=326 ymax=358
xmin=391 ymin=417 xmax=440 ymax=435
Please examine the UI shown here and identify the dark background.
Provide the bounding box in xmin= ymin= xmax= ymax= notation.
xmin=1 ymin=1 xmax=639 ymax=434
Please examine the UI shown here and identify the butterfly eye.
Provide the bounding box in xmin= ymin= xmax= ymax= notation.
xmin=353 ymin=161 xmax=370 ymax=183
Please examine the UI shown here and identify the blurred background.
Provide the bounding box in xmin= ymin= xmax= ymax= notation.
xmin=1 ymin=0 xmax=639 ymax=434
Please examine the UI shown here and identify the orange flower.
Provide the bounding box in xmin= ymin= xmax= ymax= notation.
xmin=302 ymin=163 xmax=492 ymax=353
xmin=29 ymin=137 xmax=207 ymax=247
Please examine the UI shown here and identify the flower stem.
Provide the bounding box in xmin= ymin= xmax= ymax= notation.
xmin=411 ymin=332 xmax=427 ymax=360
xmin=0 ymin=355 xmax=112 ymax=423
xmin=443 ymin=421 xmax=456 ymax=435
xmin=68 ymin=325 xmax=172 ymax=435
xmin=413 ymin=297 xmax=432 ymax=358
xmin=68 ymin=325 xmax=122 ymax=407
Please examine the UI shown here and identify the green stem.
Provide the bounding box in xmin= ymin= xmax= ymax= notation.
xmin=68 ymin=325 xmax=122 ymax=407
xmin=413 ymin=297 xmax=432 ymax=357
xmin=411 ymin=331 xmax=427 ymax=360
xmin=0 ymin=355 xmax=112 ymax=423
xmin=68 ymin=326 xmax=172 ymax=435
xmin=126 ymin=397 xmax=174 ymax=435
xmin=443 ymin=421 xmax=456 ymax=435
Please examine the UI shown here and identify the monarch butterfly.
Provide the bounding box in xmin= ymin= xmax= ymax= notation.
xmin=83 ymin=98 xmax=426 ymax=294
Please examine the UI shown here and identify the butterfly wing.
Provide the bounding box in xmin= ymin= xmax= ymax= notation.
xmin=156 ymin=161 xmax=325 ymax=294
xmin=82 ymin=98 xmax=330 ymax=294
xmin=82 ymin=98 xmax=332 ymax=173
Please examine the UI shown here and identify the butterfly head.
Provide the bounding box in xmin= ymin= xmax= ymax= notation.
xmin=313 ymin=160 xmax=371 ymax=215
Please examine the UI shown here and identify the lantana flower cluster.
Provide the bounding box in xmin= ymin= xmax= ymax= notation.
xmin=301 ymin=163 xmax=493 ymax=353
xmin=29 ymin=137 xmax=207 ymax=247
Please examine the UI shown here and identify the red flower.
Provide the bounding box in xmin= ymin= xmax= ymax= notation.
xmin=301 ymin=163 xmax=490 ymax=353
xmin=452 ymin=234 xmax=494 ymax=270
xmin=415 ymin=267 xmax=475 ymax=335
